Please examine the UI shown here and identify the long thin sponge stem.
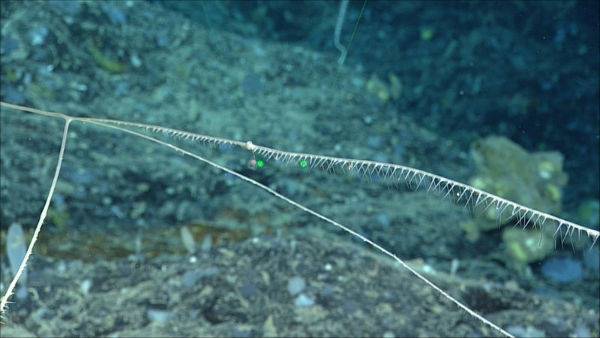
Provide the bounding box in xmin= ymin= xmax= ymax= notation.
xmin=84 ymin=119 xmax=515 ymax=338
xmin=0 ymin=118 xmax=71 ymax=316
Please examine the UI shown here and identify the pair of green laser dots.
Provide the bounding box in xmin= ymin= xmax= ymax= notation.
xmin=255 ymin=158 xmax=309 ymax=170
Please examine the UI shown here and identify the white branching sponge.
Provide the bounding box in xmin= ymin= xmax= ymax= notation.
xmin=1 ymin=101 xmax=598 ymax=337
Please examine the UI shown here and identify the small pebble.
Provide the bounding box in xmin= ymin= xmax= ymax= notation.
xmin=294 ymin=294 xmax=314 ymax=308
xmin=287 ymin=276 xmax=306 ymax=296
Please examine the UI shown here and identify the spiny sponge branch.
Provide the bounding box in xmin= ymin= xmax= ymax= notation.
xmin=1 ymin=101 xmax=597 ymax=244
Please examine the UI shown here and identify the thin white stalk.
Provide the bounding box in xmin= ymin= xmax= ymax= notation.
xmin=334 ymin=0 xmax=349 ymax=65
xmin=0 ymin=119 xmax=71 ymax=316
xmin=85 ymin=119 xmax=514 ymax=337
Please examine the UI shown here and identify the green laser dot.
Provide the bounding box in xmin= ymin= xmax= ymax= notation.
xmin=299 ymin=159 xmax=308 ymax=168
xmin=256 ymin=159 xmax=265 ymax=169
